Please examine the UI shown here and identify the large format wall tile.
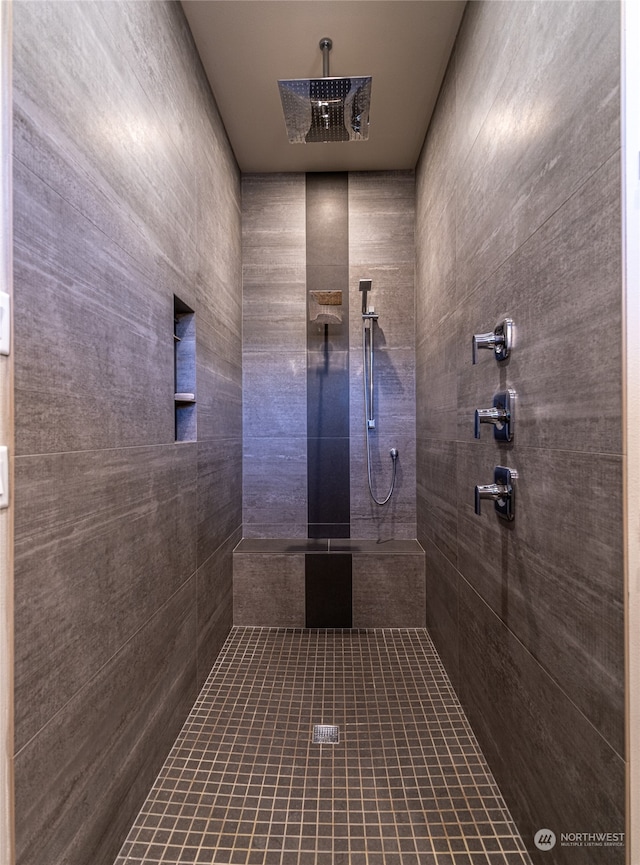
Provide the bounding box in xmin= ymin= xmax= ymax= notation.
xmin=415 ymin=310 xmax=461 ymax=443
xmin=243 ymin=350 xmax=307 ymax=437
xmin=194 ymin=96 xmax=242 ymax=321
xmin=243 ymin=436 xmax=307 ymax=534
xmin=12 ymin=103 xmax=160 ymax=284
xmin=13 ymin=157 xmax=174 ymax=454
xmin=416 ymin=438 xmax=457 ymax=566
xmin=348 ymin=172 xmax=416 ymax=542
xmin=415 ymin=193 xmax=456 ymax=335
xmin=196 ymin=529 xmax=240 ymax=689
xmin=459 ymin=582 xmax=624 ymax=865
xmin=423 ymin=538 xmax=459 ymax=692
xmin=454 ymin=1 xmax=536 ymax=160
xmin=455 ymin=1 xmax=620 ymax=299
xmin=14 ymin=443 xmax=197 ymax=750
xmin=457 ymin=442 xmax=624 ymax=753
xmin=242 ymin=173 xmax=306 ymax=267
xmin=349 ymin=171 xmax=415 ymax=266
xmin=415 ymin=1 xmax=623 ymax=858
xmin=307 ymin=347 xmax=349 ymax=438
xmin=243 ymin=264 xmax=307 ymax=353
xmin=350 ymin=377 xmax=416 ymax=539
xmin=233 ymin=553 xmax=305 ymax=626
xmin=197 ymin=438 xmax=243 ymax=566
xmin=457 ymin=154 xmax=622 ymax=455
xmin=350 ymin=429 xmax=416 ymax=540
xmin=307 ymin=436 xmax=350 ymax=531
xmin=349 ymin=347 xmax=416 ymax=440
xmin=305 ymin=174 xmax=350 ymax=538
xmin=13 ymin=3 xmax=242 ymax=863
xmin=243 ymin=171 xmax=416 ymax=545
xmin=306 ymin=172 xmax=348 ymax=266
xmin=196 ymin=346 xmax=242 ymax=443
xmin=14 ymin=1 xmax=198 ymax=279
xmin=242 ymin=174 xmax=307 ymax=534
xmin=15 ymin=580 xmax=198 ymax=865
xmin=95 ymin=1 xmax=202 ymax=172
xmin=415 ymin=68 xmax=457 ymax=228
xmin=349 ymin=264 xmax=416 ymax=351
xmin=352 ymin=552 xmax=425 ymax=627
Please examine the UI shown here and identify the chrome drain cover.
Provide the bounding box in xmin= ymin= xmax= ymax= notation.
xmin=312 ymin=724 xmax=339 ymax=744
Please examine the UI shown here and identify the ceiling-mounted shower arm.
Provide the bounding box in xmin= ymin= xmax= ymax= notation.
xmin=320 ymin=38 xmax=332 ymax=77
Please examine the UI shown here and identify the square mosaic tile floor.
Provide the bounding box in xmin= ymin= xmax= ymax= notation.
xmin=114 ymin=628 xmax=533 ymax=865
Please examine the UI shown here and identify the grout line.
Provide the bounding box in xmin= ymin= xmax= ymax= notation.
xmin=114 ymin=627 xmax=533 ymax=865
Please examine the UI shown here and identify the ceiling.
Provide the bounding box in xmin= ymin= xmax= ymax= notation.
xmin=180 ymin=1 xmax=466 ymax=173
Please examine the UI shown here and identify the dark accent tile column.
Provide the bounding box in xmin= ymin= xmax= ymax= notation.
xmin=305 ymin=554 xmax=352 ymax=627
xmin=306 ymin=173 xmax=350 ymax=540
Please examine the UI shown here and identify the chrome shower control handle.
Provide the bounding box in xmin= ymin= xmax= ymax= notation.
xmin=472 ymin=318 xmax=514 ymax=364
xmin=474 ymin=483 xmax=504 ymax=515
xmin=474 ymin=407 xmax=506 ymax=439
xmin=472 ymin=330 xmax=499 ymax=364
xmin=474 ymin=390 xmax=515 ymax=441
xmin=474 ymin=466 xmax=518 ymax=521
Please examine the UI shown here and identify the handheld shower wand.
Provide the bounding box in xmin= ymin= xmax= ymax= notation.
xmin=360 ymin=278 xmax=372 ymax=316
xmin=359 ymin=279 xmax=398 ymax=505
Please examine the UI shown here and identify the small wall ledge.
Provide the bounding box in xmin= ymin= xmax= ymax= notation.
xmin=233 ymin=538 xmax=424 ymax=555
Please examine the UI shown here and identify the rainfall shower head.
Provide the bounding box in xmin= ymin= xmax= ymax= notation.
xmin=278 ymin=38 xmax=372 ymax=144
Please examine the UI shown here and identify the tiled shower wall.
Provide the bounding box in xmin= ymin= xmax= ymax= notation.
xmin=242 ymin=174 xmax=307 ymax=537
xmin=12 ymin=3 xmax=242 ymax=864
xmin=415 ymin=2 xmax=624 ymax=862
xmin=242 ymin=171 xmax=416 ymax=540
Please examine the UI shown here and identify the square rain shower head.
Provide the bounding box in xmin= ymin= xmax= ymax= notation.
xmin=277 ymin=76 xmax=372 ymax=143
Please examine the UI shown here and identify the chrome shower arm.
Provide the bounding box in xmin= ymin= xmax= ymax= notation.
xmin=320 ymin=37 xmax=332 ymax=77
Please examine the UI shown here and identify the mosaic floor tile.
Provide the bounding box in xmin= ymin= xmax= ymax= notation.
xmin=114 ymin=628 xmax=532 ymax=865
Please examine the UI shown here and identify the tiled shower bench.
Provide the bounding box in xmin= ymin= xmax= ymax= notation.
xmin=232 ymin=538 xmax=426 ymax=628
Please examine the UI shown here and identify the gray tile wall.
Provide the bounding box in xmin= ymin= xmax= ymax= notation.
xmin=13 ymin=3 xmax=242 ymax=864
xmin=241 ymin=171 xmax=417 ymax=626
xmin=242 ymin=171 xmax=416 ymax=540
xmin=232 ymin=545 xmax=425 ymax=628
xmin=349 ymin=171 xmax=416 ymax=540
xmin=242 ymin=174 xmax=308 ymax=538
xmin=415 ymin=2 xmax=624 ymax=862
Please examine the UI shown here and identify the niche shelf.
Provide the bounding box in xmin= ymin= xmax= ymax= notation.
xmin=174 ymin=295 xmax=196 ymax=442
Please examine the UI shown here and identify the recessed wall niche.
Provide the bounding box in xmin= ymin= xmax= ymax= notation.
xmin=174 ymin=295 xmax=196 ymax=442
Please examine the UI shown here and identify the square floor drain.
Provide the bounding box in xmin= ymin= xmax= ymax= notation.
xmin=312 ymin=724 xmax=339 ymax=744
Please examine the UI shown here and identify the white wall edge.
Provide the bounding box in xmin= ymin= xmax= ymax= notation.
xmin=623 ymin=0 xmax=640 ymax=862
xmin=0 ymin=0 xmax=11 ymax=856
xmin=0 ymin=0 xmax=11 ymax=855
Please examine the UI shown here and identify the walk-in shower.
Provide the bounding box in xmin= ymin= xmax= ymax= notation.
xmin=360 ymin=278 xmax=398 ymax=505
